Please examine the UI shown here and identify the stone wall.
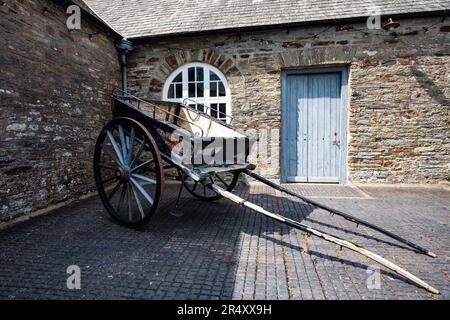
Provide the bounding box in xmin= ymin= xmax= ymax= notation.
xmin=0 ymin=0 xmax=121 ymax=222
xmin=127 ymin=15 xmax=449 ymax=184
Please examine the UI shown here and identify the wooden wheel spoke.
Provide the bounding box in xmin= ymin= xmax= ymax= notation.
xmin=126 ymin=127 xmax=136 ymax=164
xmin=130 ymin=139 xmax=145 ymax=167
xmin=106 ymin=130 xmax=125 ymax=165
xmin=130 ymin=177 xmax=154 ymax=205
xmin=117 ymin=183 xmax=127 ymax=213
xmin=131 ymin=159 xmax=154 ymax=172
xmin=131 ymin=183 xmax=145 ymax=219
xmin=101 ymin=176 xmax=118 ymax=185
xmin=192 ymin=181 xmax=198 ymax=191
xmin=209 ymin=177 xmax=218 ymax=194
xmin=209 ymin=177 xmax=215 ymax=184
xmin=99 ymin=163 xmax=118 ymax=171
xmin=101 ymin=144 xmax=122 ymax=166
xmin=127 ymin=183 xmax=132 ymax=221
xmin=215 ymin=174 xmax=230 ymax=188
xmin=108 ymin=181 xmax=123 ymax=200
xmin=131 ymin=173 xmax=156 ymax=185
xmin=118 ymin=125 xmax=128 ymax=162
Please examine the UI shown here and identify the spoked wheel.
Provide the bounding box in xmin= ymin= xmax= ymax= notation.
xmin=94 ymin=117 xmax=164 ymax=227
xmin=179 ymin=170 xmax=240 ymax=201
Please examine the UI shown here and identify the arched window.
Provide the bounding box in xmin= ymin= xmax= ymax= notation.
xmin=162 ymin=62 xmax=231 ymax=123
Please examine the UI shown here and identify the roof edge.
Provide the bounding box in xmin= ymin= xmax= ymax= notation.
xmin=56 ymin=0 xmax=123 ymax=39
xmin=128 ymin=9 xmax=448 ymax=42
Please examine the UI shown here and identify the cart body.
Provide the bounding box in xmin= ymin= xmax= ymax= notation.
xmin=111 ymin=91 xmax=253 ymax=180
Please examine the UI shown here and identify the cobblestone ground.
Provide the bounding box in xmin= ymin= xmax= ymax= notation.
xmin=0 ymin=182 xmax=448 ymax=300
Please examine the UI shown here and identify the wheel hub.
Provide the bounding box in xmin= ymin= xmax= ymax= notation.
xmin=116 ymin=167 xmax=131 ymax=182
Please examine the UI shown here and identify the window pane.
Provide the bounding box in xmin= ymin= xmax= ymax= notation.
xmin=210 ymin=71 xmax=220 ymax=81
xmin=196 ymin=67 xmax=203 ymax=81
xmin=218 ymin=82 xmax=226 ymax=97
xmin=210 ymin=103 xmax=218 ymax=118
xmin=165 ymin=65 xmax=229 ymax=118
xmin=197 ymin=83 xmax=204 ymax=97
xmin=188 ymin=67 xmax=195 ymax=82
xmin=175 ymin=84 xmax=183 ymax=98
xmin=219 ymin=103 xmax=226 ymax=118
xmin=168 ymin=84 xmax=174 ymax=98
xmin=210 ymin=82 xmax=217 ymax=97
xmin=188 ymin=83 xmax=196 ymax=97
xmin=173 ymin=72 xmax=182 ymax=83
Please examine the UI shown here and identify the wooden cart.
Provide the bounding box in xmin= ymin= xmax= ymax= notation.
xmin=93 ymin=89 xmax=439 ymax=294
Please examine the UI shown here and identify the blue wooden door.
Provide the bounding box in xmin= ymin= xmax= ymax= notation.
xmin=281 ymin=68 xmax=348 ymax=183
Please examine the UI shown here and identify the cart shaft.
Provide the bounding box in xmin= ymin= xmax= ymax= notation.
xmin=244 ymin=170 xmax=436 ymax=258
xmin=209 ymin=184 xmax=439 ymax=295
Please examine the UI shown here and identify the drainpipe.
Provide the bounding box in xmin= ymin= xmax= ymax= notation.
xmin=115 ymin=39 xmax=135 ymax=94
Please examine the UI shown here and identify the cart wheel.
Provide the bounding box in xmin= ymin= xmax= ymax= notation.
xmin=94 ymin=117 xmax=164 ymax=227
xmin=179 ymin=170 xmax=240 ymax=201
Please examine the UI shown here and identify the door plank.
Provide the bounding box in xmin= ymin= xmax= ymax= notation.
xmin=282 ymin=68 xmax=346 ymax=183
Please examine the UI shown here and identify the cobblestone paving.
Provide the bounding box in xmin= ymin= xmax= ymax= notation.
xmin=0 ymin=183 xmax=448 ymax=300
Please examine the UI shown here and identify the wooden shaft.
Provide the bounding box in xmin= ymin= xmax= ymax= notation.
xmin=210 ymin=184 xmax=440 ymax=295
xmin=245 ymin=170 xmax=436 ymax=258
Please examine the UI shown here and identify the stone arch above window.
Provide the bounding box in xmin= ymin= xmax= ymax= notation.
xmin=162 ymin=62 xmax=231 ymax=123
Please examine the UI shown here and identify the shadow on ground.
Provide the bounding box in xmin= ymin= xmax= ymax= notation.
xmin=0 ymin=181 xmax=448 ymax=300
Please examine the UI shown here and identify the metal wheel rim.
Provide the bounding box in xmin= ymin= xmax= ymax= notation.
xmin=94 ymin=117 xmax=164 ymax=227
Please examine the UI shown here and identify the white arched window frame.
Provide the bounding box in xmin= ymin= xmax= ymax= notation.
xmin=162 ymin=62 xmax=232 ymax=124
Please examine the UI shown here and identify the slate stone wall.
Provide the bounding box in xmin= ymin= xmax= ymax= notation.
xmin=128 ymin=15 xmax=449 ymax=184
xmin=0 ymin=0 xmax=121 ymax=221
